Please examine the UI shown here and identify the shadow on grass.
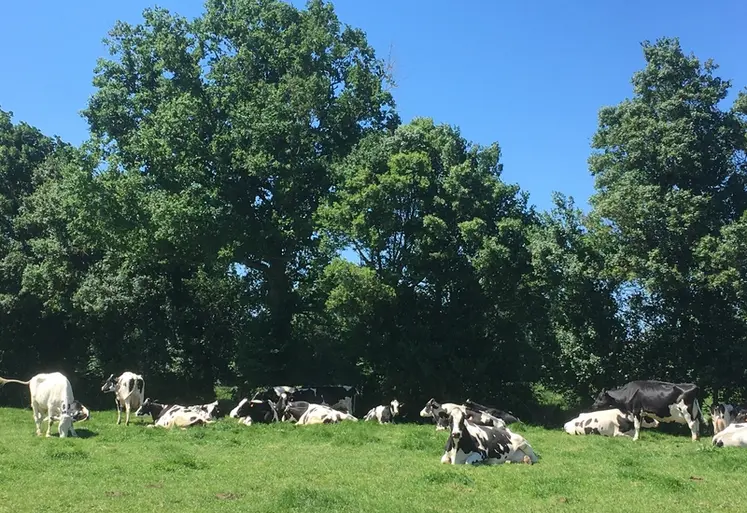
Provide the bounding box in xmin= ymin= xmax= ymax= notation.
xmin=74 ymin=428 xmax=98 ymax=439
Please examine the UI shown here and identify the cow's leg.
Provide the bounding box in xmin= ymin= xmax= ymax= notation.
xmin=632 ymin=412 xmax=642 ymax=441
xmin=115 ymin=398 xmax=122 ymax=425
xmin=464 ymin=452 xmax=484 ymax=465
xmin=46 ymin=413 xmax=54 ymax=438
xmin=32 ymin=405 xmax=42 ymax=436
xmin=124 ymin=401 xmax=131 ymax=426
xmin=678 ymin=400 xmax=700 ymax=441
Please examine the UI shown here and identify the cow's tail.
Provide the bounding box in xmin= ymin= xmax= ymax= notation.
xmin=0 ymin=377 xmax=30 ymax=387
xmin=693 ymin=397 xmax=704 ymax=424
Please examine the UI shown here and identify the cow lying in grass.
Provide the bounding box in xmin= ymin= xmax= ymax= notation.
xmin=564 ymin=408 xmax=659 ymax=438
xmin=440 ymin=408 xmax=538 ymax=465
xmin=282 ymin=401 xmax=358 ymax=425
xmin=712 ymin=422 xmax=747 ymax=448
xmin=135 ymin=398 xmax=213 ymax=429
xmin=364 ymin=399 xmax=402 ymax=424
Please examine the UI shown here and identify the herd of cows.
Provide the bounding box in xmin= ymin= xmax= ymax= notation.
xmin=2 ymin=371 xmax=747 ymax=466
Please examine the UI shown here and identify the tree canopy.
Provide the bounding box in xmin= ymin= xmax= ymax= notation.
xmin=2 ymin=2 xmax=746 ymax=415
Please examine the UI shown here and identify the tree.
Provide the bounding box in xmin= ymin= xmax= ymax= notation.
xmin=318 ymin=118 xmax=541 ymax=410
xmin=588 ymin=38 xmax=747 ymax=396
xmin=528 ymin=193 xmax=625 ymax=401
xmin=0 ymin=108 xmax=70 ymax=386
xmin=82 ymin=0 xmax=397 ymax=386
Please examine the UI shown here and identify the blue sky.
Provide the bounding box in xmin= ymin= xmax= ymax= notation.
xmin=1 ymin=0 xmax=745 ymax=213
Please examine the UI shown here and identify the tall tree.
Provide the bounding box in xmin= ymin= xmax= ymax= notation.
xmin=82 ymin=0 xmax=397 ymax=386
xmin=588 ymin=38 xmax=747 ymax=395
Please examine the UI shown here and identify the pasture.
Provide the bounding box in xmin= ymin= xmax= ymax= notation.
xmin=1 ymin=408 xmax=746 ymax=513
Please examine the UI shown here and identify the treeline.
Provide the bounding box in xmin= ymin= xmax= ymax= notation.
xmin=2 ymin=0 xmax=747 ymax=417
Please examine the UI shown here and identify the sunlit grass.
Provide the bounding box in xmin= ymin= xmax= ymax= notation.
xmin=0 ymin=407 xmax=745 ymax=513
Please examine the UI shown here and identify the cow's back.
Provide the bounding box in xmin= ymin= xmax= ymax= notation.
xmin=29 ymin=372 xmax=74 ymax=414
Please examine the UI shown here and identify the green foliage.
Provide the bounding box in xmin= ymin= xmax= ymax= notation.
xmin=2 ymin=2 xmax=747 ymax=413
xmin=587 ymin=37 xmax=747 ymax=399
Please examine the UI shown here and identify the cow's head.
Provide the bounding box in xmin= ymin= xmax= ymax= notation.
xmin=58 ymin=403 xmax=76 ymax=437
xmin=135 ymin=398 xmax=160 ymax=418
xmin=591 ymin=390 xmax=615 ymax=411
xmin=69 ymin=400 xmax=90 ymax=422
xmin=448 ymin=409 xmax=468 ymax=442
xmin=419 ymin=398 xmax=440 ymax=418
xmin=390 ymin=399 xmax=402 ymax=417
xmin=101 ymin=374 xmax=117 ymax=393
xmin=203 ymin=400 xmax=221 ymax=419
xmin=736 ymin=409 xmax=747 ymax=423
xmin=229 ymin=398 xmax=250 ymax=419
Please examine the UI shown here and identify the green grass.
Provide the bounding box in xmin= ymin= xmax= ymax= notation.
xmin=1 ymin=408 xmax=746 ymax=513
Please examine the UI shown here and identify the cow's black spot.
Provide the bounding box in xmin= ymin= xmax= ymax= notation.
xmin=128 ymin=378 xmax=135 ymax=392
xmin=584 ymin=418 xmax=592 ymax=426
xmin=575 ymin=422 xmax=580 ymax=427
xmin=617 ymin=415 xmax=633 ymax=433
xmin=584 ymin=427 xmax=594 ymax=435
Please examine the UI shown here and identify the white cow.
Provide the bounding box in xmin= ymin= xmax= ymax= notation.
xmin=564 ymin=409 xmax=660 ymax=438
xmin=712 ymin=422 xmax=747 ymax=448
xmin=0 ymin=372 xmax=90 ymax=437
xmin=101 ymin=371 xmax=145 ymax=425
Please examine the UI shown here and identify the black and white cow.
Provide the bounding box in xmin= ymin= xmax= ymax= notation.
xmin=229 ymin=398 xmax=278 ymax=425
xmin=591 ymin=380 xmax=703 ymax=441
xmin=712 ymin=422 xmax=747 ymax=448
xmin=709 ymin=403 xmax=746 ymax=434
xmin=419 ymin=399 xmax=463 ymax=430
xmin=252 ymin=385 xmax=358 ymax=415
xmin=464 ymin=399 xmax=520 ymax=425
xmin=364 ymin=399 xmax=402 ymax=424
xmin=135 ymin=398 xmax=212 ymax=428
xmin=420 ymin=399 xmax=506 ymax=430
xmin=191 ymin=400 xmax=223 ymax=421
xmin=281 ymin=401 xmax=358 ymax=425
xmin=564 ymin=408 xmax=660 ymax=438
xmin=440 ymin=409 xmax=538 ymax=465
xmin=101 ymin=372 xmax=145 ymax=426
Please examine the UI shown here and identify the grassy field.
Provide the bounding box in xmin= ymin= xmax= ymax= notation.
xmin=1 ymin=407 xmax=746 ymax=513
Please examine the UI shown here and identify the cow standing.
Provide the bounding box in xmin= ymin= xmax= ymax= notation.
xmin=440 ymin=409 xmax=538 ymax=465
xmin=101 ymin=372 xmax=145 ymax=426
xmin=0 ymin=372 xmax=90 ymax=438
xmin=591 ymin=380 xmax=703 ymax=441
xmin=364 ymin=399 xmax=402 ymax=424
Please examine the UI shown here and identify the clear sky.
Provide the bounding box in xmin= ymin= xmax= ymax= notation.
xmin=1 ymin=0 xmax=745 ymax=212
